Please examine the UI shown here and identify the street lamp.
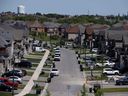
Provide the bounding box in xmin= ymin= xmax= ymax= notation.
xmin=90 ymin=65 xmax=94 ymax=79
xmin=67 ymin=85 xmax=70 ymax=96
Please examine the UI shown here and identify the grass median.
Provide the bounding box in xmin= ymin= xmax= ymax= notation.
xmin=102 ymin=88 xmax=128 ymax=92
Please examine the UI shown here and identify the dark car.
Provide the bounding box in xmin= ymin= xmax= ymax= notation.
xmin=0 ymin=83 xmax=12 ymax=92
xmin=2 ymin=71 xmax=22 ymax=78
xmin=116 ymin=77 xmax=128 ymax=85
xmin=14 ymin=60 xmax=32 ymax=68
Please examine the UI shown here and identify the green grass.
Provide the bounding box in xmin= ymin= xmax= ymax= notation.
xmin=27 ymin=71 xmax=34 ymax=76
xmin=83 ymin=67 xmax=103 ymax=71
xmin=87 ymin=75 xmax=107 ymax=80
xmin=18 ymin=84 xmax=26 ymax=89
xmin=30 ymin=52 xmax=44 ymax=56
xmin=26 ymin=58 xmax=41 ymax=63
xmin=18 ymin=84 xmax=44 ymax=90
xmin=32 ymin=64 xmax=38 ymax=67
xmin=40 ymin=72 xmax=49 ymax=77
xmin=102 ymin=88 xmax=128 ymax=92
xmin=0 ymin=92 xmax=12 ymax=96
xmin=32 ymin=85 xmax=44 ymax=90
xmin=43 ymin=64 xmax=52 ymax=68
xmin=25 ymin=94 xmax=38 ymax=96
xmin=42 ymin=69 xmax=50 ymax=71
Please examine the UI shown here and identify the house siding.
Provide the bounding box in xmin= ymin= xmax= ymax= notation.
xmin=68 ymin=34 xmax=78 ymax=40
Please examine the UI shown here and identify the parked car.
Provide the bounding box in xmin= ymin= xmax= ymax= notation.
xmin=0 ymin=77 xmax=18 ymax=88
xmin=1 ymin=71 xmax=23 ymax=78
xmin=54 ymin=47 xmax=60 ymax=53
xmin=55 ymin=52 xmax=61 ymax=56
xmin=9 ymin=69 xmax=23 ymax=76
xmin=35 ymin=47 xmax=45 ymax=52
xmin=51 ymin=68 xmax=59 ymax=76
xmin=103 ymin=68 xmax=119 ymax=75
xmin=116 ymin=77 xmax=128 ymax=85
xmin=54 ymin=55 xmax=60 ymax=61
xmin=0 ymin=83 xmax=12 ymax=92
xmin=92 ymin=48 xmax=98 ymax=53
xmin=8 ymin=76 xmax=22 ymax=84
xmin=14 ymin=60 xmax=32 ymax=68
xmin=95 ymin=60 xmax=115 ymax=67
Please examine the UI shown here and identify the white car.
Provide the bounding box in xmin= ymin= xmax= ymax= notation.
xmin=54 ymin=55 xmax=60 ymax=61
xmin=51 ymin=68 xmax=59 ymax=76
xmin=103 ymin=68 xmax=119 ymax=75
xmin=35 ymin=47 xmax=45 ymax=52
xmin=8 ymin=76 xmax=22 ymax=84
xmin=92 ymin=48 xmax=98 ymax=53
xmin=96 ymin=60 xmax=115 ymax=67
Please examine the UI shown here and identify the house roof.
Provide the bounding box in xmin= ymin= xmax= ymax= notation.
xmin=0 ymin=36 xmax=9 ymax=48
xmin=91 ymin=24 xmax=110 ymax=31
xmin=28 ymin=20 xmax=43 ymax=28
xmin=43 ymin=22 xmax=60 ymax=28
xmin=106 ymin=30 xmax=128 ymax=41
xmin=85 ymin=26 xmax=94 ymax=35
xmin=0 ymin=23 xmax=24 ymax=41
xmin=59 ymin=23 xmax=69 ymax=29
xmin=66 ymin=25 xmax=80 ymax=34
xmin=79 ymin=24 xmax=86 ymax=34
xmin=123 ymin=35 xmax=128 ymax=45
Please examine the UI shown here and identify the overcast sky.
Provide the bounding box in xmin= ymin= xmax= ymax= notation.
xmin=0 ymin=0 xmax=128 ymax=16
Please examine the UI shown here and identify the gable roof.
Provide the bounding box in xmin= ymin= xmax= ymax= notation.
xmin=0 ymin=36 xmax=9 ymax=48
xmin=106 ymin=30 xmax=128 ymax=41
xmin=27 ymin=20 xmax=43 ymax=28
xmin=0 ymin=23 xmax=24 ymax=41
xmin=43 ymin=22 xmax=60 ymax=28
xmin=85 ymin=26 xmax=94 ymax=35
xmin=66 ymin=25 xmax=80 ymax=34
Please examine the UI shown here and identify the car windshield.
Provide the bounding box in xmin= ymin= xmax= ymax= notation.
xmin=52 ymin=69 xmax=58 ymax=71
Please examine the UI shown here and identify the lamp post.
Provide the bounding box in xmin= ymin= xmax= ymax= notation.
xmin=90 ymin=65 xmax=94 ymax=79
xmin=11 ymin=55 xmax=15 ymax=96
xmin=67 ymin=85 xmax=70 ymax=96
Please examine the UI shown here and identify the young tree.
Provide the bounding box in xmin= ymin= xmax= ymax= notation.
xmin=95 ymin=89 xmax=103 ymax=96
xmin=46 ymin=90 xmax=51 ymax=96
xmin=81 ymin=84 xmax=88 ymax=96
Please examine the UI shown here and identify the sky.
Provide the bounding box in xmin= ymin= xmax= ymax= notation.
xmin=0 ymin=0 xmax=128 ymax=16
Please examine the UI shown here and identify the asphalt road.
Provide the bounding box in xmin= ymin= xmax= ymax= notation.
xmin=48 ymin=48 xmax=84 ymax=96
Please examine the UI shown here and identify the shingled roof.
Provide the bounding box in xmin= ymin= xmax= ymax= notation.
xmin=0 ymin=36 xmax=9 ymax=48
xmin=66 ymin=25 xmax=80 ymax=34
xmin=0 ymin=23 xmax=24 ymax=41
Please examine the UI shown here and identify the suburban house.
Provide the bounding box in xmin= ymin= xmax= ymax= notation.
xmin=43 ymin=22 xmax=60 ymax=36
xmin=59 ymin=23 xmax=70 ymax=38
xmin=65 ymin=24 xmax=85 ymax=47
xmin=0 ymin=22 xmax=29 ymax=72
xmin=66 ymin=25 xmax=80 ymax=40
xmin=27 ymin=20 xmax=45 ymax=33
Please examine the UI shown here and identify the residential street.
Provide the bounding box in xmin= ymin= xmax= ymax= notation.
xmin=48 ymin=48 xmax=84 ymax=96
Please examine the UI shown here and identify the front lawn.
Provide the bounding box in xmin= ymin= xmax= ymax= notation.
xmin=0 ymin=92 xmax=12 ymax=96
xmin=102 ymin=88 xmax=128 ymax=92
xmin=83 ymin=67 xmax=103 ymax=71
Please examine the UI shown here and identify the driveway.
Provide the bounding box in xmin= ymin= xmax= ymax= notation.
xmin=48 ymin=48 xmax=84 ymax=96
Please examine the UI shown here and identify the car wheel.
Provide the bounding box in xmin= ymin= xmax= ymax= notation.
xmin=6 ymin=89 xmax=9 ymax=92
xmin=103 ymin=73 xmax=107 ymax=76
xmin=119 ymin=82 xmax=123 ymax=85
xmin=96 ymin=65 xmax=99 ymax=67
xmin=115 ymin=72 xmax=119 ymax=75
xmin=22 ymin=69 xmax=27 ymax=76
xmin=17 ymin=81 xmax=21 ymax=84
xmin=105 ymin=65 xmax=109 ymax=67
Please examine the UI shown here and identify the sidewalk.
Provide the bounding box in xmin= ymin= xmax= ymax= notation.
xmin=15 ymin=49 xmax=50 ymax=96
xmin=83 ymin=72 xmax=95 ymax=96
